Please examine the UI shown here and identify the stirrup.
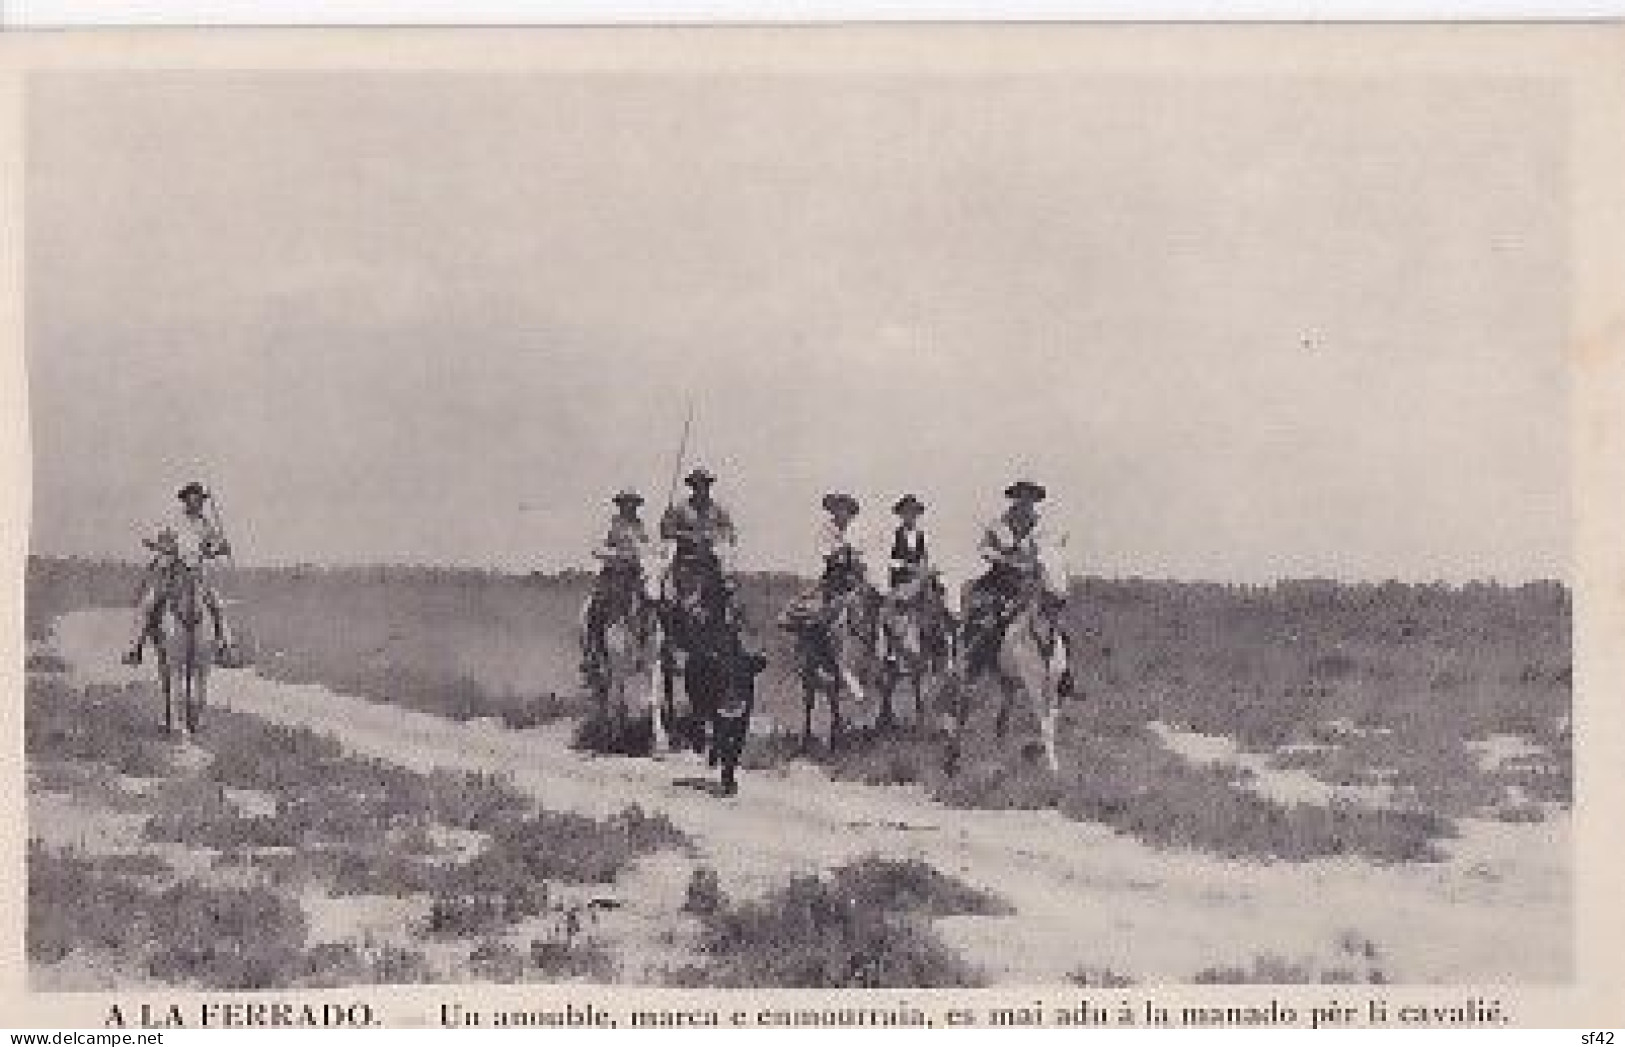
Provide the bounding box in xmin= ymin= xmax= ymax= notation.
xmin=121 ymin=648 xmax=144 ymax=667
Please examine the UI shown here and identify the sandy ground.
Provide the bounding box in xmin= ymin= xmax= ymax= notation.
xmin=44 ymin=608 xmax=1571 ymax=985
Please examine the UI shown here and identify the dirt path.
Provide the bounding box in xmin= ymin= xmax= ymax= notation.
xmin=51 ymin=608 xmax=1569 ymax=985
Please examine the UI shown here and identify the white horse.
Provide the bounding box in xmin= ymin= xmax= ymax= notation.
xmin=876 ymin=575 xmax=955 ymax=730
xmin=949 ymin=538 xmax=1074 ymax=774
xmin=578 ymin=554 xmax=666 ymax=755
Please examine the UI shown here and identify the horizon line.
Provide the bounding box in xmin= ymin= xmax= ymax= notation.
xmin=23 ymin=550 xmax=1571 ymax=589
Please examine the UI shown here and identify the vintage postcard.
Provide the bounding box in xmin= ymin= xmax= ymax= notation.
xmin=1 ymin=23 xmax=1622 ymax=1031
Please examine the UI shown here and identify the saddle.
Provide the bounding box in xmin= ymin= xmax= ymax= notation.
xmin=777 ymin=569 xmax=872 ymax=636
xmin=961 ymin=569 xmax=1059 ymax=676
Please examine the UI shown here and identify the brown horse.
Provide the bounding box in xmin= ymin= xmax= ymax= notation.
xmin=151 ymin=561 xmax=212 ymax=737
xmin=792 ymin=583 xmax=882 ymax=752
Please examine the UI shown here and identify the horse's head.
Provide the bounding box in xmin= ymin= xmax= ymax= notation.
xmin=663 ymin=553 xmax=741 ymax=658
xmin=144 ymin=528 xmax=181 ymax=562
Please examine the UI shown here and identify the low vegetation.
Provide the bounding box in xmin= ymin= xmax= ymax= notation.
xmin=667 ymin=858 xmax=996 ymax=988
xmin=1192 ymin=933 xmax=1389 ymax=985
xmin=26 ymin=676 xmax=176 ymax=779
xmin=28 ymin=844 xmax=310 ymax=990
xmin=28 ymin=555 xmax=1568 ymax=865
xmin=24 ymin=558 xmax=1571 ymax=988
xmin=26 ymin=669 xmax=690 ymax=988
xmin=751 ymin=719 xmax=1451 ymax=862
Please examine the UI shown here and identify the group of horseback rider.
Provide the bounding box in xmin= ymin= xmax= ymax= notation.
xmin=120 ymin=471 xmax=1075 ymax=700
xmin=579 ymin=470 xmax=1076 ymax=697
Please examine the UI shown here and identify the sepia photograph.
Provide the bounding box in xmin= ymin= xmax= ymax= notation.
xmin=4 ymin=23 xmax=1623 ymax=1030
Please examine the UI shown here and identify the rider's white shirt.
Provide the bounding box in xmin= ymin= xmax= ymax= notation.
xmin=153 ymin=509 xmax=224 ymax=569
xmin=815 ymin=518 xmax=874 ymax=574
xmin=979 ymin=513 xmax=1072 ymax=593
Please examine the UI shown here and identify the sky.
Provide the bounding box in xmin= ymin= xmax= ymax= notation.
xmin=25 ymin=70 xmax=1568 ymax=582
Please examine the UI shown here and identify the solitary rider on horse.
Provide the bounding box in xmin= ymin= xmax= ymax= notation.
xmin=123 ymin=481 xmax=240 ymax=667
xmin=580 ymin=488 xmax=656 ymax=682
xmin=960 ymin=480 xmax=1076 ymax=697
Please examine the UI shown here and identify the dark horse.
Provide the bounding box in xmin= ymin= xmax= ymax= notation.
xmin=787 ymin=547 xmax=882 ymax=752
xmin=658 ymin=551 xmax=765 ymax=795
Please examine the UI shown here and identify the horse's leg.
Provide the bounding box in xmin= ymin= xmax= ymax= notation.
xmin=876 ymin=660 xmax=898 ymax=731
xmin=648 ymin=641 xmax=669 ymax=753
xmin=191 ymin=626 xmax=205 ymax=735
xmin=191 ymin=654 xmax=207 ymax=736
xmin=180 ymin=627 xmax=196 ymax=737
xmin=154 ymin=634 xmax=174 ymax=735
xmin=800 ymin=671 xmax=817 ymax=755
xmin=994 ymin=670 xmax=1015 ymax=740
xmin=1039 ymin=693 xmax=1060 ymax=774
xmin=1037 ymin=633 xmax=1064 ymax=774
xmin=837 ymin=661 xmax=866 ymax=706
xmin=940 ymin=676 xmax=967 ymax=777
xmin=828 ymin=677 xmax=845 ymax=752
xmin=660 ymin=649 xmax=680 ymax=752
xmin=612 ymin=630 xmax=633 ymax=736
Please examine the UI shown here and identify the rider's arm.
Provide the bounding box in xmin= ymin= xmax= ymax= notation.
xmin=658 ymin=505 xmax=686 ymax=541
xmin=714 ymin=505 xmax=738 ymax=549
xmin=595 ymin=519 xmax=635 ymax=561
xmin=630 ymin=522 xmax=655 ymax=562
xmin=815 ymin=520 xmax=844 ymax=563
xmin=977 ymin=522 xmax=1011 ymax=567
xmin=193 ymin=515 xmax=230 ymax=558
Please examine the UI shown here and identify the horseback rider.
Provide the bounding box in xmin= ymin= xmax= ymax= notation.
xmin=580 ymin=488 xmax=656 ymax=681
xmin=658 ymin=467 xmax=741 ymax=619
xmin=960 ymin=480 xmax=1076 ymax=696
xmin=886 ymin=493 xmax=936 ymax=601
xmin=816 ymin=492 xmax=870 ymax=598
xmin=778 ymin=492 xmax=875 ymax=633
xmin=122 ymin=482 xmax=238 ymax=666
xmin=880 ymin=492 xmax=949 ymax=643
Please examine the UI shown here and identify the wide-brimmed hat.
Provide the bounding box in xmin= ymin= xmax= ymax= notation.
xmin=613 ymin=489 xmax=644 ymax=507
xmin=176 ymin=481 xmax=209 ymax=502
xmin=821 ymin=492 xmax=860 ymax=516
xmin=892 ymin=493 xmax=925 ymax=516
xmin=684 ymin=467 xmax=717 ymax=487
xmin=1003 ymin=480 xmax=1047 ymax=502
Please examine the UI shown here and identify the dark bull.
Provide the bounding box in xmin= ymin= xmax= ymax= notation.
xmin=688 ymin=647 xmax=769 ymax=796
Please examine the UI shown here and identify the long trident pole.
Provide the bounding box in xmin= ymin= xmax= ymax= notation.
xmin=648 ymin=399 xmax=694 ymax=754
xmin=656 ymin=398 xmax=696 ymax=595
xmin=201 ymin=479 xmax=246 ymax=692
xmin=662 ymin=400 xmax=696 ymax=519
